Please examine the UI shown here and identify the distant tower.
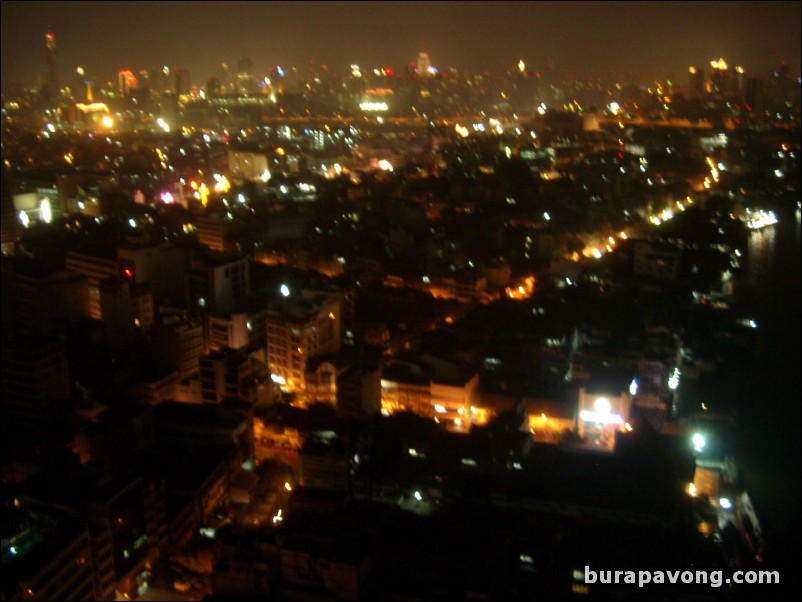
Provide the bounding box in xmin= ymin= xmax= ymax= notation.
xmin=417 ymin=52 xmax=432 ymax=78
xmin=220 ymin=63 xmax=230 ymax=93
xmin=237 ymin=58 xmax=254 ymax=94
xmin=44 ymin=24 xmax=58 ymax=99
xmin=118 ymin=69 xmax=138 ymax=96
xmin=688 ymin=66 xmax=706 ymax=100
xmin=174 ymin=68 xmax=191 ymax=95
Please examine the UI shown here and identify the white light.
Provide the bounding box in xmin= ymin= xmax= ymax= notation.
xmin=39 ymin=199 xmax=52 ymax=223
xmin=543 ymin=212 xmax=550 ymax=221
xmin=237 ymin=193 xmax=246 ymax=203
xmin=128 ymin=218 xmax=136 ymax=228
xmin=280 ymin=284 xmax=290 ymax=297
xmin=377 ymin=159 xmax=393 ymax=172
xmin=579 ymin=410 xmax=624 ymax=425
xmin=594 ymin=397 xmax=611 ymax=413
xmin=360 ymin=101 xmax=388 ymax=112
xmin=434 ymin=404 xmax=446 ymax=413
xmin=668 ymin=368 xmax=680 ymax=390
xmin=413 ymin=490 xmax=422 ymax=501
xmin=692 ymin=433 xmax=706 ymax=452
xmin=629 ymin=378 xmax=638 ymax=396
xmin=719 ymin=498 xmax=733 ymax=510
xmin=271 ymin=374 xmax=286 ymax=385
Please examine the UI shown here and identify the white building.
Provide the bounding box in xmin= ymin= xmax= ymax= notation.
xmin=266 ymin=295 xmax=341 ymax=396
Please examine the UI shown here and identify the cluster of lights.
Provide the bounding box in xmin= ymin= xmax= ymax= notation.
xmin=18 ymin=199 xmax=54 ymax=228
xmin=647 ymin=197 xmax=692 ymax=226
xmin=744 ymin=209 xmax=778 ymax=230
xmin=212 ymin=173 xmax=231 ymax=193
xmin=359 ymin=101 xmax=388 ymax=112
xmin=579 ymin=397 xmax=625 ymax=425
xmin=581 ymin=231 xmax=628 ymax=260
xmin=668 ymin=367 xmax=680 ymax=391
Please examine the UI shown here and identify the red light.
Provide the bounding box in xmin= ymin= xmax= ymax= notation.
xmin=124 ymin=268 xmax=133 ymax=279
xmin=385 ymin=68 xmax=394 ymax=76
xmin=617 ymin=152 xmax=623 ymax=159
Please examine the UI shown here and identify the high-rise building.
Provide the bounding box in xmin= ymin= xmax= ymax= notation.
xmin=151 ymin=314 xmax=206 ymax=380
xmin=1 ymin=165 xmax=20 ymax=255
xmin=174 ymin=67 xmax=191 ymax=96
xmin=417 ymin=52 xmax=432 ymax=78
xmin=65 ymin=245 xmax=121 ymax=319
xmin=688 ymin=66 xmax=706 ymax=100
xmin=99 ymin=277 xmax=154 ymax=348
xmin=745 ymin=77 xmax=765 ymax=113
xmin=266 ymin=295 xmax=341 ymax=395
xmin=44 ymin=25 xmax=58 ymax=100
xmin=237 ymin=57 xmax=255 ymax=94
xmin=118 ymin=69 xmax=138 ymax=96
xmin=2 ymin=511 xmax=99 ymax=601
xmin=8 ymin=257 xmax=90 ymax=338
xmin=187 ymin=253 xmax=250 ymax=317
xmin=1 ymin=338 xmax=71 ymax=440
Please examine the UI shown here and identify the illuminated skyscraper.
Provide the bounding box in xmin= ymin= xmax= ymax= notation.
xmin=237 ymin=57 xmax=255 ymax=94
xmin=44 ymin=24 xmax=58 ymax=99
xmin=417 ymin=52 xmax=432 ymax=78
xmin=118 ymin=69 xmax=138 ymax=96
xmin=688 ymin=66 xmax=706 ymax=100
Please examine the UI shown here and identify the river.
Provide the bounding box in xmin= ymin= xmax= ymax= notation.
xmin=685 ymin=204 xmax=802 ymax=570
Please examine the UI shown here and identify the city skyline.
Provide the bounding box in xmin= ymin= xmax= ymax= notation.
xmin=2 ymin=1 xmax=801 ymax=92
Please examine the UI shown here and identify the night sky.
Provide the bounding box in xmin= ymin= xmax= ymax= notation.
xmin=1 ymin=1 xmax=800 ymax=91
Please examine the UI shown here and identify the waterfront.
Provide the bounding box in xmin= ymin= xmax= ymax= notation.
xmin=682 ymin=203 xmax=801 ymax=570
